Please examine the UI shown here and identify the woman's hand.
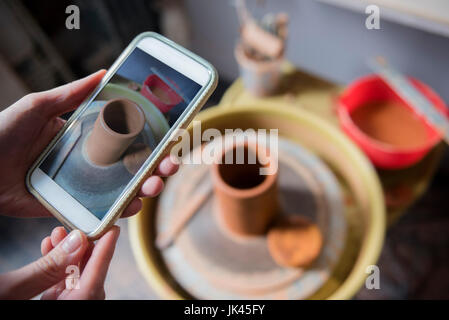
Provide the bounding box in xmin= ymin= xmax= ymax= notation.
xmin=0 ymin=70 xmax=178 ymax=218
xmin=0 ymin=226 xmax=119 ymax=300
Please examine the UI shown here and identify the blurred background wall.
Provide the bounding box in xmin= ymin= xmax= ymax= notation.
xmin=0 ymin=0 xmax=160 ymax=109
xmin=184 ymin=0 xmax=449 ymax=102
xmin=0 ymin=0 xmax=447 ymax=111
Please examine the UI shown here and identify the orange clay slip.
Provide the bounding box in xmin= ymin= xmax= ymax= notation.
xmin=268 ymin=216 xmax=323 ymax=268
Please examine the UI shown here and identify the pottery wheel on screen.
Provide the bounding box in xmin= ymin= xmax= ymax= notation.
xmin=156 ymin=137 xmax=346 ymax=299
xmin=47 ymin=101 xmax=157 ymax=217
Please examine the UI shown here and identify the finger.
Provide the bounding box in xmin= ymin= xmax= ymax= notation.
xmin=40 ymin=227 xmax=78 ymax=257
xmin=52 ymin=117 xmax=67 ymax=134
xmin=42 ymin=230 xmax=88 ymax=300
xmin=44 ymin=242 xmax=94 ymax=300
xmin=80 ymin=242 xmax=95 ymax=272
xmin=50 ymin=227 xmax=68 ymax=248
xmin=40 ymin=280 xmax=66 ymax=300
xmin=39 ymin=227 xmax=68 ymax=299
xmin=138 ymin=176 xmax=164 ymax=198
xmin=34 ymin=70 xmax=106 ymax=118
xmin=74 ymin=226 xmax=120 ymax=300
xmin=2 ymin=230 xmax=89 ymax=299
xmin=41 ymin=237 xmax=53 ymax=256
xmin=42 ymin=242 xmax=95 ymax=299
xmin=154 ymin=155 xmax=179 ymax=177
xmin=42 ymin=242 xmax=93 ymax=300
xmin=121 ymin=198 xmax=143 ymax=218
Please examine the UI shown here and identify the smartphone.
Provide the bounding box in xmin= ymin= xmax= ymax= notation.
xmin=26 ymin=32 xmax=218 ymax=239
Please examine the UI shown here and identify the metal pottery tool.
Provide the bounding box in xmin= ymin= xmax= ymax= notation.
xmin=368 ymin=57 xmax=449 ymax=144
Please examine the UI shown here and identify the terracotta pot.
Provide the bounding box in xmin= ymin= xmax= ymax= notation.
xmin=86 ymin=98 xmax=146 ymax=166
xmin=211 ymin=140 xmax=279 ymax=237
xmin=234 ymin=42 xmax=283 ymax=97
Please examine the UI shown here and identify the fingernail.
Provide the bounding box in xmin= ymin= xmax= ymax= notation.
xmin=61 ymin=230 xmax=83 ymax=253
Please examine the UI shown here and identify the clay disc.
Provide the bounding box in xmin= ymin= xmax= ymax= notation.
xmin=156 ymin=137 xmax=346 ymax=299
xmin=123 ymin=143 xmax=152 ymax=175
xmin=267 ymin=216 xmax=323 ymax=268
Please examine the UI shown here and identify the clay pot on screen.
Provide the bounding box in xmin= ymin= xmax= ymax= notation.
xmin=211 ymin=140 xmax=279 ymax=237
xmin=140 ymin=74 xmax=183 ymax=113
xmin=86 ymin=98 xmax=146 ymax=166
xmin=234 ymin=42 xmax=283 ymax=97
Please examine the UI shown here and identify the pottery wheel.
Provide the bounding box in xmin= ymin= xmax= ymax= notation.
xmin=41 ymin=101 xmax=157 ymax=218
xmin=156 ymin=137 xmax=346 ymax=299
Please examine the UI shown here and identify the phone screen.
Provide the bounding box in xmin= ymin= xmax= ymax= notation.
xmin=38 ymin=45 xmax=205 ymax=219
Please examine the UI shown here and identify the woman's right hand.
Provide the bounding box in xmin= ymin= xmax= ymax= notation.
xmin=0 ymin=226 xmax=120 ymax=300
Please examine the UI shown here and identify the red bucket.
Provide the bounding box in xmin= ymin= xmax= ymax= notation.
xmin=141 ymin=74 xmax=183 ymax=113
xmin=337 ymin=75 xmax=448 ymax=169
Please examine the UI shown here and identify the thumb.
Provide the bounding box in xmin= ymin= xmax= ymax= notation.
xmin=0 ymin=230 xmax=88 ymax=299
xmin=29 ymin=70 xmax=106 ymax=119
